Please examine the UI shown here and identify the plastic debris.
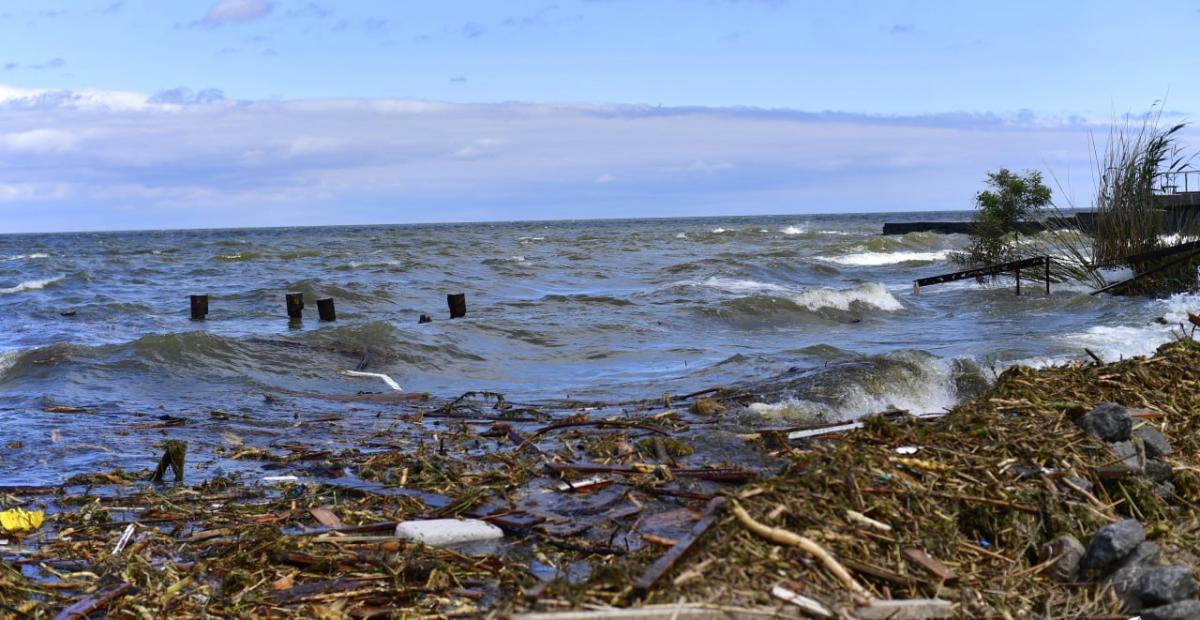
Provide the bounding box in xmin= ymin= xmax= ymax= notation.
xmin=394 ymin=518 xmax=504 ymax=546
xmin=341 ymin=370 xmax=403 ymax=391
xmin=0 ymin=508 xmax=45 ymax=533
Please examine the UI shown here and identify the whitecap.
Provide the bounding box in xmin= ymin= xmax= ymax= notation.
xmin=5 ymin=253 xmax=50 ymax=261
xmin=748 ymin=353 xmax=958 ymax=421
xmin=790 ymin=282 xmax=904 ymax=312
xmin=819 ymin=250 xmax=952 ymax=266
xmin=711 ymin=228 xmax=727 ymax=234
xmin=781 ymin=225 xmax=806 ymax=235
xmin=689 ymin=276 xmax=790 ymax=295
xmin=0 ymin=275 xmax=63 ymax=294
xmin=675 ymin=232 xmax=688 ymax=239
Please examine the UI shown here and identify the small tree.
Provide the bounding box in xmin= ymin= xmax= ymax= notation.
xmin=957 ymin=168 xmax=1052 ymax=266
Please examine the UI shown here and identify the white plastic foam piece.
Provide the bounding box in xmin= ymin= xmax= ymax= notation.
xmin=394 ymin=518 xmax=504 ymax=546
xmin=341 ymin=370 xmax=402 ymax=391
xmin=262 ymin=475 xmax=300 ymax=483
xmin=896 ymin=446 xmax=920 ymax=455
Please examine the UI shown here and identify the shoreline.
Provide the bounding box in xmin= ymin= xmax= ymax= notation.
xmin=3 ymin=336 xmax=1200 ymax=617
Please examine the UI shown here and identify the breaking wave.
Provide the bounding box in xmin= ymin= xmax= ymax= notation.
xmin=819 ymin=250 xmax=952 ymax=266
xmin=745 ymin=351 xmax=981 ymax=421
xmin=0 ymin=275 xmax=64 ymax=294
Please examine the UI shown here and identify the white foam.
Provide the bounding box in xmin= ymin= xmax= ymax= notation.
xmin=711 ymin=227 xmax=728 ymax=234
xmin=748 ymin=353 xmax=958 ymax=421
xmin=4 ymin=253 xmax=50 ymax=261
xmin=790 ymin=282 xmax=904 ymax=312
xmin=508 ymin=255 xmax=526 ymax=262
xmin=691 ymin=276 xmax=790 ymax=295
xmin=0 ymin=350 xmax=20 ymax=379
xmin=685 ymin=277 xmax=903 ymax=312
xmin=819 ymin=250 xmax=951 ymax=266
xmin=0 ymin=276 xmax=63 ymax=294
xmin=781 ymin=225 xmax=807 ymax=235
xmin=675 ymin=232 xmax=688 ymax=239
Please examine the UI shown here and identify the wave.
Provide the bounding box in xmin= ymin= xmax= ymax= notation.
xmin=539 ymin=293 xmax=634 ymax=307
xmin=0 ymin=275 xmax=64 ymax=294
xmin=818 ymin=250 xmax=952 ymax=266
xmin=781 ymin=225 xmax=806 ymax=235
xmin=745 ymin=351 xmax=978 ymax=421
xmin=792 ymin=282 xmax=903 ymax=312
xmin=214 ymin=252 xmax=263 ymax=261
xmin=4 ymin=253 xmax=50 ymax=261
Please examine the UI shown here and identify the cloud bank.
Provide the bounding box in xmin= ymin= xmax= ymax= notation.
xmin=0 ymin=83 xmax=1114 ymax=232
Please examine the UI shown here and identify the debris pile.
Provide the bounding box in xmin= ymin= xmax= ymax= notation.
xmin=5 ymin=338 xmax=1200 ymax=617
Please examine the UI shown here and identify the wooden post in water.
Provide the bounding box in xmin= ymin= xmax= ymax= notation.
xmin=1045 ymin=257 xmax=1051 ymax=294
xmin=286 ymin=292 xmax=304 ymax=319
xmin=317 ymin=297 xmax=336 ymax=321
xmin=419 ymin=314 xmax=432 ymax=324
xmin=447 ymin=293 xmax=466 ymax=319
xmin=1015 ymin=268 xmax=1021 ymax=296
xmin=189 ymin=294 xmax=208 ymax=320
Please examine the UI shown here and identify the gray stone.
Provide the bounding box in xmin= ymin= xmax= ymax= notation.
xmin=1146 ymin=460 xmax=1175 ymax=483
xmin=1136 ymin=566 xmax=1198 ymax=608
xmin=1136 ymin=425 xmax=1174 ymax=458
xmin=1103 ymin=542 xmax=1162 ymax=611
xmin=1142 ymin=599 xmax=1200 ymax=620
xmin=1107 ymin=440 xmax=1144 ymax=472
xmin=1079 ymin=402 xmax=1133 ymax=442
xmin=1039 ymin=534 xmax=1084 ymax=582
xmin=1155 ymin=482 xmax=1177 ymax=498
xmin=1082 ymin=519 xmax=1146 ymax=574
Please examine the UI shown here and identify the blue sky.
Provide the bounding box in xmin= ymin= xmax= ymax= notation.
xmin=0 ymin=0 xmax=1197 ymax=231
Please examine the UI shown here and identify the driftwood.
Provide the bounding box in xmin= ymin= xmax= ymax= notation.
xmin=633 ymin=497 xmax=726 ymax=596
xmin=53 ymin=582 xmax=134 ymax=620
xmin=729 ymin=501 xmax=870 ymax=601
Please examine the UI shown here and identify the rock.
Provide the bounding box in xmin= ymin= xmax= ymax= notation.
xmin=1142 ymin=599 xmax=1200 ymax=620
xmin=1104 ymin=542 xmax=1162 ymax=609
xmin=1137 ymin=425 xmax=1174 ymax=458
xmin=690 ymin=398 xmax=725 ymax=416
xmin=1079 ymin=402 xmax=1132 ymax=442
xmin=1039 ymin=534 xmax=1084 ymax=582
xmin=1136 ymin=566 xmax=1198 ymax=608
xmin=394 ymin=518 xmax=504 ymax=546
xmin=1146 ymin=460 xmax=1174 ymax=483
xmin=1155 ymin=482 xmax=1177 ymax=498
xmin=1106 ymin=440 xmax=1144 ymax=473
xmin=1081 ymin=519 xmax=1146 ymax=574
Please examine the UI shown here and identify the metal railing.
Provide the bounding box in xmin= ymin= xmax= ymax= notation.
xmin=1153 ymin=170 xmax=1200 ymax=195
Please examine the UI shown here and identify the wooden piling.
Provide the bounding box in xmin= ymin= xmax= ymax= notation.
xmin=317 ymin=297 xmax=336 ymax=321
xmin=1045 ymin=256 xmax=1051 ymax=294
xmin=447 ymin=293 xmax=466 ymax=319
xmin=419 ymin=314 xmax=432 ymax=324
xmin=189 ymin=294 xmax=208 ymax=320
xmin=286 ymin=292 xmax=304 ymax=319
xmin=1015 ymin=268 xmax=1020 ymax=296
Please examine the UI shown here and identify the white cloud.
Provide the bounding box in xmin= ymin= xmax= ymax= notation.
xmin=0 ymin=83 xmax=1119 ymax=230
xmin=200 ymin=0 xmax=271 ymax=25
xmin=0 ymin=129 xmax=79 ymax=153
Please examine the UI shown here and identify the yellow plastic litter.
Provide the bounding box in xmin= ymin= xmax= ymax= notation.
xmin=0 ymin=507 xmax=45 ymax=532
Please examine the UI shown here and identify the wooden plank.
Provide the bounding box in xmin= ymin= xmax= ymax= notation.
xmin=915 ymin=256 xmax=1048 ymax=288
xmin=633 ymin=497 xmax=726 ymax=595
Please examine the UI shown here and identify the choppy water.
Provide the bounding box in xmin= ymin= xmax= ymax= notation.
xmin=1 ymin=212 xmax=1195 ymax=483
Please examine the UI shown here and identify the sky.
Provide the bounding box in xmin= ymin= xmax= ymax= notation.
xmin=1 ymin=0 xmax=1198 ymax=232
